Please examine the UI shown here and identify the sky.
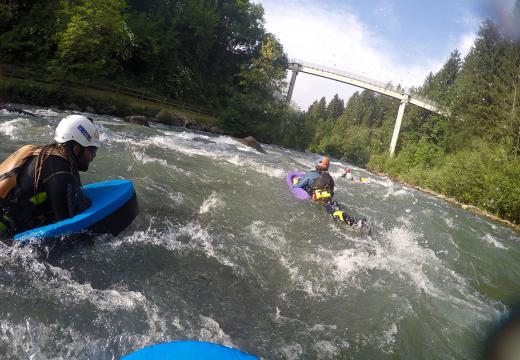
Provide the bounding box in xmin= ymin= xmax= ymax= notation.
xmin=256 ymin=0 xmax=518 ymax=110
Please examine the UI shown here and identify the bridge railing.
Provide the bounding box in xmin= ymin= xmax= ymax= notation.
xmin=288 ymin=58 xmax=447 ymax=112
xmin=289 ymin=58 xmax=406 ymax=95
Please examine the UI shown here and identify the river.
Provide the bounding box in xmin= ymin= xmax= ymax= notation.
xmin=1 ymin=106 xmax=520 ymax=359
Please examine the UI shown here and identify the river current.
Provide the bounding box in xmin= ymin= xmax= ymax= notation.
xmin=1 ymin=106 xmax=519 ymax=359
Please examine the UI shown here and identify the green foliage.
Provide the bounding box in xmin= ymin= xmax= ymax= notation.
xmin=326 ymin=94 xmax=344 ymax=120
xmin=3 ymin=0 xmax=520 ymax=224
xmin=51 ymin=0 xmax=134 ymax=80
xmin=0 ymin=1 xmax=59 ymax=65
xmin=279 ymin=5 xmax=520 ymax=224
xmin=217 ymin=32 xmax=288 ymax=142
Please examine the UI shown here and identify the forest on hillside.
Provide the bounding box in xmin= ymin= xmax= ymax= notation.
xmin=0 ymin=0 xmax=290 ymax=139
xmin=281 ymin=4 xmax=520 ymax=225
xmin=1 ymin=0 xmax=520 ymax=225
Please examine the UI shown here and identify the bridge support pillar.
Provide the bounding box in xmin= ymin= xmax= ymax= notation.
xmin=286 ymin=64 xmax=299 ymax=105
xmin=389 ymin=96 xmax=410 ymax=157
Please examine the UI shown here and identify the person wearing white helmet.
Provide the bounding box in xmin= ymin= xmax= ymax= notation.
xmin=0 ymin=115 xmax=100 ymax=236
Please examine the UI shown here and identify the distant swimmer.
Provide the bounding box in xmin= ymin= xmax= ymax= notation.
xmin=341 ymin=167 xmax=353 ymax=180
xmin=341 ymin=167 xmax=369 ymax=184
xmin=0 ymin=115 xmax=99 ymax=237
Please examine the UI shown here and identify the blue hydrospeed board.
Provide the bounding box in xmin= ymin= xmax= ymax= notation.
xmin=13 ymin=179 xmax=136 ymax=242
xmin=121 ymin=340 xmax=259 ymax=360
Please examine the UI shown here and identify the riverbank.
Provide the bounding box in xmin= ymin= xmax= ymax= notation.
xmin=371 ymin=170 xmax=520 ymax=233
xmin=0 ymin=76 xmax=219 ymax=130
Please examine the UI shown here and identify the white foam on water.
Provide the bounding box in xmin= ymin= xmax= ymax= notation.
xmin=313 ymin=340 xmax=340 ymax=359
xmin=285 ymin=249 xmax=337 ymax=298
xmin=226 ymin=154 xmax=285 ymax=178
xmin=101 ymin=127 xmax=283 ymax=179
xmin=114 ymin=223 xmax=235 ymax=268
xmin=377 ymin=323 xmax=398 ymax=353
xmin=247 ymin=221 xmax=287 ymax=253
xmin=153 ymin=135 xmax=222 ymax=159
xmin=383 ymin=187 xmax=412 ymax=199
xmin=0 ymin=118 xmax=28 ymax=138
xmin=246 ymin=221 xmax=304 ymax=290
xmin=444 ymin=215 xmax=455 ymax=228
xmin=168 ymin=191 xmax=186 ymax=205
xmin=107 ymin=228 xmax=183 ymax=253
xmin=135 ymin=179 xmax=187 ymax=207
xmin=177 ymin=221 xmax=217 ymax=257
xmin=370 ymin=177 xmax=395 ymax=188
xmin=310 ymin=324 xmax=338 ymax=332
xmin=396 ymin=215 xmax=413 ymax=227
xmin=197 ymin=315 xmax=236 ymax=348
xmin=483 ymin=233 xmax=508 ymax=250
xmin=1 ymin=244 xmax=167 ymax=348
xmin=199 ymin=191 xmax=225 ymax=214
xmin=331 ymin=226 xmax=434 ymax=294
xmin=0 ymin=318 xmax=155 ymax=359
xmin=213 ymin=135 xmax=260 ymax=153
xmin=331 ymin=225 xmax=500 ymax=327
xmin=133 ymin=150 xmax=169 ymax=167
xmin=279 ymin=343 xmax=303 ymax=360
xmin=33 ymin=108 xmax=60 ymax=117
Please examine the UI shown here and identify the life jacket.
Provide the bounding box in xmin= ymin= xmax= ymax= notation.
xmin=0 ymin=145 xmax=67 ymax=234
xmin=310 ymin=171 xmax=334 ymax=191
xmin=309 ymin=171 xmax=334 ymax=201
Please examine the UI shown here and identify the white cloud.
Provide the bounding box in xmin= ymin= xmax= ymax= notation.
xmin=457 ymin=32 xmax=477 ymax=59
xmin=260 ymin=1 xmax=448 ymax=109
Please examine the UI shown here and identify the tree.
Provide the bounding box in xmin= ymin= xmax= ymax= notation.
xmin=217 ymin=32 xmax=288 ymax=141
xmin=52 ymin=0 xmax=134 ymax=80
xmin=326 ymin=94 xmax=344 ymax=121
xmin=0 ymin=1 xmax=60 ymax=65
xmin=420 ymin=50 xmax=461 ymax=104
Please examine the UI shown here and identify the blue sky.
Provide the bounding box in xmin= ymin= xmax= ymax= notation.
xmin=257 ymin=0 xmax=517 ymax=109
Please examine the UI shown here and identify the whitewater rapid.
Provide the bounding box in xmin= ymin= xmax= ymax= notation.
xmin=1 ymin=106 xmax=519 ymax=359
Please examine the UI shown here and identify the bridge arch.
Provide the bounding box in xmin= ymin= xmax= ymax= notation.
xmin=286 ymin=59 xmax=448 ymax=156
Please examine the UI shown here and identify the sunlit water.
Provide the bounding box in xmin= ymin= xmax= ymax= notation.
xmin=1 ymin=106 xmax=519 ymax=359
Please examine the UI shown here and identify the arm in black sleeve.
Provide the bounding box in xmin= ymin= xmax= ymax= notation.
xmin=43 ymin=171 xmax=78 ymax=221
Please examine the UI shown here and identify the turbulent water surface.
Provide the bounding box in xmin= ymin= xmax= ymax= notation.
xmin=1 ymin=106 xmax=520 ymax=359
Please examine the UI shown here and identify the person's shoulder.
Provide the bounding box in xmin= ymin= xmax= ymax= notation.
xmin=46 ymin=154 xmax=70 ymax=165
xmin=43 ymin=154 xmax=73 ymax=173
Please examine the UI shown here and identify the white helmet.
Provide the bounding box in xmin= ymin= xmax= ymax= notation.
xmin=55 ymin=115 xmax=100 ymax=148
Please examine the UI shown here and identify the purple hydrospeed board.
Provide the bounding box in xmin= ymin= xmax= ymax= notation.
xmin=286 ymin=171 xmax=311 ymax=200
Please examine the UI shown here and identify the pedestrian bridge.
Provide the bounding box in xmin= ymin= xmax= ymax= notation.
xmin=286 ymin=59 xmax=449 ymax=156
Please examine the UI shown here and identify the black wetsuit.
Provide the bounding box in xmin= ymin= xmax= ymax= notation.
xmin=6 ymin=155 xmax=90 ymax=234
xmin=305 ymin=172 xmax=370 ymax=233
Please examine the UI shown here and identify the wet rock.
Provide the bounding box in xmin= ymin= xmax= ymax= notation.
xmin=66 ymin=103 xmax=81 ymax=111
xmin=0 ymin=105 xmax=39 ymax=118
xmin=123 ymin=115 xmax=151 ymax=127
xmin=209 ymin=126 xmax=224 ymax=135
xmin=105 ymin=104 xmax=118 ymax=114
xmin=155 ymin=109 xmax=224 ymax=135
xmin=156 ymin=109 xmax=192 ymax=127
xmin=84 ymin=106 xmax=96 ymax=113
xmin=237 ymin=136 xmax=266 ymax=154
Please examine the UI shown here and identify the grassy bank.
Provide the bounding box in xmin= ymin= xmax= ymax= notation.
xmin=368 ymin=143 xmax=520 ymax=230
xmin=0 ymin=76 xmax=217 ymax=127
